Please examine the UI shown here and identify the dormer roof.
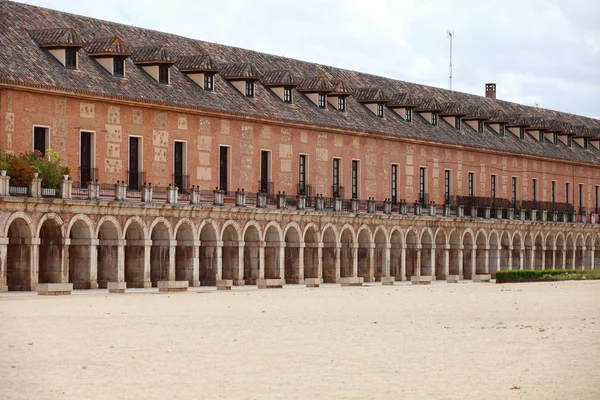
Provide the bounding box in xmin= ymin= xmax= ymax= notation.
xmin=85 ymin=36 xmax=131 ymax=57
xmin=387 ymin=92 xmax=418 ymax=108
xmin=414 ymin=96 xmax=443 ymax=112
xmin=175 ymin=54 xmax=220 ymax=73
xmin=28 ymin=27 xmax=85 ymax=48
xmin=463 ymin=106 xmax=490 ymax=120
xmin=439 ymin=101 xmax=467 ymax=117
xmin=354 ymin=87 xmax=388 ymax=103
xmin=220 ymin=62 xmax=260 ymax=80
xmin=572 ymin=125 xmax=593 ymax=138
xmin=297 ymin=76 xmax=333 ymax=93
xmin=488 ymin=109 xmax=511 ymax=123
xmin=260 ymin=69 xmax=297 ymax=87
xmin=131 ymin=45 xmax=175 ymax=65
xmin=523 ymin=116 xmax=548 ymax=130
xmin=329 ymin=80 xmax=353 ymax=96
xmin=506 ymin=114 xmax=531 ymax=127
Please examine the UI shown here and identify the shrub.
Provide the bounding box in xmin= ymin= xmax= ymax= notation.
xmin=29 ymin=149 xmax=65 ymax=189
xmin=7 ymin=157 xmax=35 ymax=187
xmin=496 ymin=269 xmax=600 ymax=282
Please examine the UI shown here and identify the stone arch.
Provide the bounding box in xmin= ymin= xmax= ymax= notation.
xmin=124 ymin=217 xmax=149 ymax=288
xmin=150 ymin=218 xmax=172 ymax=286
xmin=420 ymin=228 xmax=434 ymax=277
xmin=357 ymin=226 xmax=373 ymax=282
xmin=499 ymin=231 xmax=511 ymax=272
xmin=243 ymin=222 xmax=262 ymax=285
xmin=389 ymin=227 xmax=404 ymax=281
xmin=96 ymin=217 xmax=121 ymax=288
xmin=373 ymin=227 xmax=388 ymax=281
xmin=511 ymin=231 xmax=523 ymax=270
xmin=556 ymin=233 xmax=566 ymax=269
xmin=263 ymin=222 xmax=283 ymax=280
xmin=461 ymin=229 xmax=475 ymax=279
xmin=339 ymin=225 xmax=356 ymax=279
xmin=221 ymin=220 xmax=241 ymax=284
xmin=544 ymin=232 xmax=555 ymax=270
xmin=533 ymin=232 xmax=544 ymax=270
xmin=37 ymin=213 xmax=66 ymax=286
xmin=67 ymin=215 xmax=96 ymax=289
xmin=448 ymin=229 xmax=461 ymax=277
xmin=434 ymin=228 xmax=447 ymax=280
xmin=488 ymin=230 xmax=500 ymax=277
xmin=475 ymin=229 xmax=488 ymax=275
xmin=321 ymin=224 xmax=338 ymax=283
xmin=566 ymin=233 xmax=576 ymax=269
xmin=284 ymin=223 xmax=302 ymax=284
xmin=198 ymin=220 xmax=219 ymax=286
xmin=523 ymin=232 xmax=534 ymax=270
xmin=405 ymin=228 xmax=420 ymax=280
xmin=303 ymin=224 xmax=320 ymax=280
xmin=175 ymin=219 xmax=197 ymax=285
xmin=5 ymin=213 xmax=34 ymax=291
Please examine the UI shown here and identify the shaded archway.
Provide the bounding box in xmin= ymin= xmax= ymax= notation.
xmin=462 ymin=231 xmax=475 ymax=279
xmin=284 ymin=225 xmax=301 ymax=283
xmin=565 ymin=234 xmax=575 ymax=269
xmin=489 ymin=231 xmax=500 ymax=277
xmin=97 ymin=218 xmax=120 ymax=288
xmin=124 ymin=219 xmax=148 ymax=288
xmin=38 ymin=218 xmax=64 ymax=284
xmin=524 ymin=233 xmax=534 ymax=270
xmin=434 ymin=229 xmax=447 ymax=280
xmin=221 ymin=223 xmax=241 ymax=284
xmin=175 ymin=222 xmax=196 ymax=285
xmin=390 ymin=229 xmax=403 ymax=280
xmin=534 ymin=233 xmax=544 ymax=270
xmin=475 ymin=231 xmax=487 ymax=275
xmin=512 ymin=233 xmax=522 ymax=270
xmin=499 ymin=232 xmax=511 ymax=271
xmin=6 ymin=217 xmax=33 ymax=291
xmin=243 ymin=224 xmax=261 ymax=285
xmin=340 ymin=227 xmax=355 ymax=278
xmin=150 ymin=220 xmax=171 ymax=286
xmin=594 ymin=235 xmax=600 ymax=270
xmin=322 ymin=226 xmax=338 ymax=283
xmin=303 ymin=225 xmax=319 ymax=280
xmin=575 ymin=235 xmax=584 ymax=269
xmin=405 ymin=229 xmax=419 ymax=279
xmin=421 ymin=229 xmax=434 ymax=277
xmin=264 ymin=224 xmax=282 ymax=280
xmin=448 ymin=230 xmax=461 ymax=276
xmin=357 ymin=228 xmax=372 ymax=281
xmin=374 ymin=229 xmax=387 ymax=281
xmin=556 ymin=234 xmax=566 ymax=269
xmin=544 ymin=234 xmax=554 ymax=270
xmin=68 ymin=218 xmax=95 ymax=289
xmin=583 ymin=234 xmax=593 ymax=269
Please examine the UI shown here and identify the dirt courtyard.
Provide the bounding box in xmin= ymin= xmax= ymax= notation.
xmin=1 ymin=281 xmax=599 ymax=399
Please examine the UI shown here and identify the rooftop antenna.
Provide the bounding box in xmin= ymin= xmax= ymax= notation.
xmin=447 ymin=30 xmax=454 ymax=90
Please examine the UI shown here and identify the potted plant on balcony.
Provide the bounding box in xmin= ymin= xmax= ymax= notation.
xmin=0 ymin=152 xmax=10 ymax=176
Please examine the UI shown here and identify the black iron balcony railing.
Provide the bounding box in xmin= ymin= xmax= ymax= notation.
xmin=127 ymin=170 xmax=145 ymax=191
xmin=332 ymin=185 xmax=344 ymax=198
xmin=297 ymin=183 xmax=313 ymax=197
xmin=520 ymin=200 xmax=574 ymax=213
xmin=258 ymin=180 xmax=274 ymax=198
xmin=78 ymin=167 xmax=98 ymax=187
xmin=172 ymin=174 xmax=190 ymax=193
xmin=456 ymin=195 xmax=512 ymax=209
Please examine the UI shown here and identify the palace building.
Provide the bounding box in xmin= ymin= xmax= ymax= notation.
xmin=0 ymin=1 xmax=598 ymax=292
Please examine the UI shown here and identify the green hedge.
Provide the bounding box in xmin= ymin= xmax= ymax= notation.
xmin=496 ymin=269 xmax=600 ymax=282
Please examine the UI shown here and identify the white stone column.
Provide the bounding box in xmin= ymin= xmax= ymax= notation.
xmin=384 ymin=244 xmax=391 ymax=277
xmin=278 ymin=244 xmax=285 ymax=280
xmin=31 ymin=238 xmax=40 ymax=290
xmin=444 ymin=246 xmax=450 ymax=278
xmin=89 ymin=239 xmax=98 ymax=289
xmin=519 ymin=249 xmax=524 ymax=270
xmin=415 ymin=244 xmax=422 ymax=277
xmin=540 ymin=246 xmax=546 ymax=270
xmin=352 ymin=243 xmax=358 ymax=278
xmin=507 ymin=246 xmax=513 ymax=271
xmin=192 ymin=242 xmax=201 ymax=286
xmin=335 ymin=244 xmax=341 ymax=282
xmin=458 ymin=247 xmax=464 ymax=278
xmin=143 ymin=240 xmax=152 ymax=287
xmin=400 ymin=245 xmax=406 ymax=281
xmin=561 ymin=249 xmax=566 ymax=269
xmin=168 ymin=240 xmax=176 ymax=281
xmin=258 ymin=242 xmax=265 ymax=280
xmin=470 ymin=247 xmax=476 ymax=276
xmin=62 ymin=237 xmax=70 ymax=284
xmin=317 ymin=242 xmax=323 ymax=280
xmin=298 ymin=242 xmax=305 ymax=282
xmin=551 ymin=247 xmax=556 ymax=270
xmin=117 ymin=239 xmax=126 ymax=282
xmin=237 ymin=241 xmax=245 ymax=283
xmin=430 ymin=245 xmax=436 ymax=279
xmin=0 ymin=237 xmax=8 ymax=292
xmin=484 ymin=248 xmax=490 ymax=274
xmin=368 ymin=243 xmax=375 ymax=282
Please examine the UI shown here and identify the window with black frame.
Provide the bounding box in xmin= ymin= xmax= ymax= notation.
xmin=491 ymin=175 xmax=497 ymax=198
xmin=283 ymin=87 xmax=292 ymax=103
xmin=405 ymin=109 xmax=412 ymax=121
xmin=245 ymin=81 xmax=254 ymax=97
xmin=318 ymin=94 xmax=326 ymax=108
xmin=204 ymin=73 xmax=213 ymax=90
xmin=391 ymin=164 xmax=398 ymax=204
xmin=468 ymin=172 xmax=475 ymax=197
xmin=65 ymin=48 xmax=77 ymax=69
xmin=444 ymin=170 xmax=451 ymax=204
xmin=377 ymin=104 xmax=384 ymax=118
xmin=158 ymin=64 xmax=169 ymax=84
xmin=338 ymin=97 xmax=345 ymax=111
xmin=351 ymin=160 xmax=359 ymax=199
xmin=113 ymin=56 xmax=125 ymax=77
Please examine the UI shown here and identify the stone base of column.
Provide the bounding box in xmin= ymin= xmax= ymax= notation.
xmin=472 ymin=274 xmax=492 ymax=282
xmin=158 ymin=281 xmax=189 ymax=292
xmin=128 ymin=281 xmax=152 ymax=288
xmin=107 ymin=282 xmax=127 ymax=293
xmin=285 ymin=278 xmax=303 ymax=284
xmin=257 ymin=278 xmax=285 ymax=289
xmin=411 ymin=276 xmax=432 ymax=285
xmin=189 ymin=280 xmax=201 ymax=287
xmin=217 ymin=280 xmax=233 ymax=290
xmin=233 ymin=279 xmax=245 ymax=286
xmin=37 ymin=283 xmax=73 ymax=295
xmin=446 ymin=275 xmax=460 ymax=283
xmin=305 ymin=278 xmax=321 ymax=287
xmin=0 ymin=284 xmax=7 ymax=292
xmin=339 ymin=277 xmax=364 ymax=286
xmin=73 ymin=282 xmax=99 ymax=290
xmin=380 ymin=276 xmax=395 ymax=286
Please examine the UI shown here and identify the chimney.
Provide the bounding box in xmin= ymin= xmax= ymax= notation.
xmin=485 ymin=83 xmax=496 ymax=99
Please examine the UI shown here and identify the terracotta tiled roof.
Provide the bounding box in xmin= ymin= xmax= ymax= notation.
xmin=439 ymin=102 xmax=467 ymax=116
xmin=131 ymin=45 xmax=175 ymax=64
xmin=85 ymin=36 xmax=131 ymax=56
xmin=297 ymin=76 xmax=333 ymax=93
xmin=220 ymin=62 xmax=260 ymax=80
xmin=488 ymin=109 xmax=511 ymax=123
xmin=354 ymin=87 xmax=388 ymax=103
xmin=261 ymin=70 xmax=297 ymax=86
xmin=414 ymin=96 xmax=443 ymax=112
xmin=506 ymin=114 xmax=531 ymax=127
xmin=463 ymin=106 xmax=490 ymax=120
xmin=523 ymin=117 xmax=548 ymax=130
xmin=1 ymin=1 xmax=598 ymax=164
xmin=175 ymin=54 xmax=219 ymax=72
xmin=387 ymin=92 xmax=418 ymax=108
xmin=28 ymin=27 xmax=84 ymax=47
xmin=329 ymin=80 xmax=353 ymax=96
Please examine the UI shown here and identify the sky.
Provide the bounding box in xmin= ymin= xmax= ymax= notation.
xmin=16 ymin=0 xmax=600 ymax=118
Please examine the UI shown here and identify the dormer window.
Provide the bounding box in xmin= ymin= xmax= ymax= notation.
xmin=245 ymin=81 xmax=255 ymax=97
xmin=553 ymin=133 xmax=558 ymax=144
xmin=204 ymin=73 xmax=214 ymax=90
xmin=520 ymin=127 xmax=525 ymax=139
xmin=499 ymin=124 xmax=505 ymax=136
xmin=283 ymin=87 xmax=293 ymax=103
xmin=583 ymin=138 xmax=588 ymax=149
xmin=431 ymin=113 xmax=438 ymax=126
xmin=377 ymin=104 xmax=384 ymax=118
xmin=159 ymin=64 xmax=170 ymax=84
xmin=113 ymin=56 xmax=125 ymax=77
xmin=568 ymin=136 xmax=572 ymax=146
xmin=318 ymin=94 xmax=327 ymax=108
xmin=65 ymin=48 xmax=78 ymax=69
xmin=478 ymin=121 xmax=484 ymax=133
xmin=405 ymin=109 xmax=412 ymax=121
xmin=455 ymin=118 xmax=461 ymax=129
xmin=338 ymin=97 xmax=346 ymax=111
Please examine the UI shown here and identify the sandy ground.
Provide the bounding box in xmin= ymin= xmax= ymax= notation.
xmin=1 ymin=281 xmax=599 ymax=400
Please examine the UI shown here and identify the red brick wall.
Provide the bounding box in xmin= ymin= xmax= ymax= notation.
xmin=1 ymin=89 xmax=599 ymax=210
